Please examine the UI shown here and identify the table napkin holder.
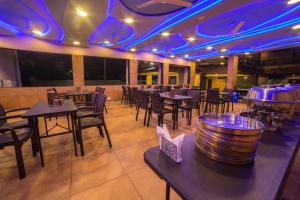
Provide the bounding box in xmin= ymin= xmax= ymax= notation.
xmin=156 ymin=124 xmax=184 ymax=163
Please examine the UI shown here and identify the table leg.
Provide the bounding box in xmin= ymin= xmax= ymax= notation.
xmin=34 ymin=117 xmax=45 ymax=167
xmin=166 ymin=182 xmax=170 ymax=200
xmin=175 ymin=101 xmax=179 ymax=129
xmin=71 ymin=112 xmax=78 ymax=156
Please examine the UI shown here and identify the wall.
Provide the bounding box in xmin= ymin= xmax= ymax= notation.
xmin=0 ymin=36 xmax=193 ymax=109
xmin=0 ymin=48 xmax=19 ymax=87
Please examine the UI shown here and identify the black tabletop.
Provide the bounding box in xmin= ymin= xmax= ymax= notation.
xmin=23 ymin=99 xmax=78 ymax=117
xmin=144 ymin=116 xmax=300 ymax=200
xmin=66 ymin=90 xmax=93 ymax=96
xmin=160 ymin=93 xmax=193 ymax=101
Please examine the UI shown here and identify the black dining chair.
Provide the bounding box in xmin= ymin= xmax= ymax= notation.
xmin=95 ymin=86 xmax=105 ymax=94
xmin=0 ymin=103 xmax=30 ymax=129
xmin=178 ymin=90 xmax=201 ymax=125
xmin=160 ymin=86 xmax=171 ymax=93
xmin=223 ymin=88 xmax=234 ymax=111
xmin=136 ymin=91 xmax=150 ymax=126
xmin=121 ymin=85 xmax=128 ymax=104
xmin=76 ymin=92 xmax=99 ymax=117
xmin=148 ymin=92 xmax=175 ymax=127
xmin=0 ymin=110 xmax=38 ymax=179
xmin=75 ymin=94 xmax=112 ymax=156
xmin=204 ymin=89 xmax=222 ymax=113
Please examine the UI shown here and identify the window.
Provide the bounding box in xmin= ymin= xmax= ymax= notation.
xmin=137 ymin=61 xmax=162 ymax=85
xmin=84 ymin=56 xmax=127 ymax=85
xmin=168 ymin=65 xmax=186 ymax=85
xmin=18 ymin=50 xmax=73 ymax=87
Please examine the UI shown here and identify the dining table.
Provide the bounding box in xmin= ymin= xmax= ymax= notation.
xmin=23 ymin=99 xmax=78 ymax=166
xmin=160 ymin=93 xmax=193 ymax=129
xmin=66 ymin=90 xmax=93 ymax=103
xmin=144 ymin=113 xmax=300 ymax=200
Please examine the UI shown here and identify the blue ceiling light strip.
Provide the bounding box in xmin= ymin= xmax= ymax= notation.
xmin=170 ymin=17 xmax=300 ymax=55
xmin=0 ymin=20 xmax=22 ymax=34
xmin=122 ymin=0 xmax=223 ymax=50
xmin=255 ymin=35 xmax=300 ymax=49
xmin=197 ymin=1 xmax=300 ymax=38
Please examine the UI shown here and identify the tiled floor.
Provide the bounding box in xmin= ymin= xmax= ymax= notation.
xmin=0 ymin=102 xmax=299 ymax=200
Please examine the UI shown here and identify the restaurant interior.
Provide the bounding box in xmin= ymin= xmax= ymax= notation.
xmin=0 ymin=0 xmax=300 ymax=199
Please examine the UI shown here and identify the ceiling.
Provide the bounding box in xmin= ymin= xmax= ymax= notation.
xmin=0 ymin=0 xmax=300 ymax=61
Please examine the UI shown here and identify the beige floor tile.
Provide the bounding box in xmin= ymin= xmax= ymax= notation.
xmin=71 ymin=175 xmax=141 ymax=200
xmin=0 ymin=166 xmax=71 ymax=200
xmin=110 ymin=132 xmax=144 ymax=150
xmin=128 ymin=167 xmax=181 ymax=200
xmin=71 ymin=151 xmax=125 ymax=195
xmin=114 ymin=143 xmax=150 ymax=173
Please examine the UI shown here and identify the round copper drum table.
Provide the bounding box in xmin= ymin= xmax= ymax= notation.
xmin=195 ymin=114 xmax=264 ymax=165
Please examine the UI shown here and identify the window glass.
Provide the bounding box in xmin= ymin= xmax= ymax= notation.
xmin=137 ymin=61 xmax=162 ymax=85
xmin=106 ymin=58 xmax=126 ymax=85
xmin=84 ymin=56 xmax=105 ymax=85
xmin=18 ymin=50 xmax=73 ymax=86
xmin=168 ymin=65 xmax=185 ymax=85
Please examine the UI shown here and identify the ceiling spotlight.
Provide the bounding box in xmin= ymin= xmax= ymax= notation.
xmin=197 ymin=59 xmax=201 ymax=62
xmin=130 ymin=48 xmax=136 ymax=52
xmin=184 ymin=54 xmax=189 ymax=58
xmin=292 ymin=24 xmax=300 ymax=30
xmin=125 ymin=18 xmax=134 ymax=24
xmin=220 ymin=48 xmax=227 ymax=52
xmin=162 ymin=32 xmax=170 ymax=37
xmin=220 ymin=56 xmax=225 ymax=58
xmin=150 ymin=62 xmax=154 ymax=66
xmin=287 ymin=0 xmax=300 ymax=5
xmin=77 ymin=9 xmax=88 ymax=17
xmin=220 ymin=62 xmax=225 ymax=65
xmin=152 ymin=48 xmax=158 ymax=52
xmin=206 ymin=46 xmax=213 ymax=50
xmin=244 ymin=52 xmax=250 ymax=55
xmin=104 ymin=40 xmax=110 ymax=44
xmin=73 ymin=41 xmax=80 ymax=45
xmin=32 ymin=30 xmax=43 ymax=36
xmin=188 ymin=37 xmax=196 ymax=42
xmin=170 ymin=55 xmax=175 ymax=58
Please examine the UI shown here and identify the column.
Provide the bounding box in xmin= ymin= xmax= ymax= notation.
xmin=226 ymin=55 xmax=238 ymax=89
xmin=129 ymin=59 xmax=138 ymax=86
xmin=162 ymin=63 xmax=169 ymax=85
xmin=189 ymin=62 xmax=196 ymax=86
xmin=72 ymin=55 xmax=84 ymax=87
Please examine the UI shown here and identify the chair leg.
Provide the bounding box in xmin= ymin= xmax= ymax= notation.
xmin=77 ymin=130 xmax=85 ymax=156
xmin=102 ymin=122 xmax=112 ymax=148
xmin=136 ymin=106 xmax=140 ymax=121
xmin=104 ymin=105 xmax=108 ymax=114
xmin=147 ymin=110 xmax=151 ymax=127
xmin=98 ymin=126 xmax=104 ymax=137
xmin=143 ymin=109 xmax=148 ymax=126
xmin=14 ymin=144 xmax=26 ymax=179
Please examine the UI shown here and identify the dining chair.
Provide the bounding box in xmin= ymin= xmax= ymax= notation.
xmin=204 ymin=89 xmax=222 ymax=113
xmin=95 ymin=86 xmax=105 ymax=94
xmin=136 ymin=91 xmax=150 ymax=126
xmin=223 ymin=88 xmax=234 ymax=111
xmin=0 ymin=120 xmax=36 ymax=179
xmin=75 ymin=94 xmax=112 ymax=156
xmin=121 ymin=85 xmax=128 ymax=104
xmin=0 ymin=103 xmax=30 ymax=129
xmin=148 ymin=92 xmax=175 ymax=127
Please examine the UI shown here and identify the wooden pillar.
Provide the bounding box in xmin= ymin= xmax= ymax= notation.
xmin=72 ymin=55 xmax=84 ymax=87
xmin=226 ymin=55 xmax=238 ymax=89
xmin=129 ymin=59 xmax=138 ymax=86
xmin=163 ymin=63 xmax=169 ymax=85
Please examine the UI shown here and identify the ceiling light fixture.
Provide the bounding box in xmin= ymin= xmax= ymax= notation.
xmin=162 ymin=32 xmax=170 ymax=37
xmin=292 ymin=24 xmax=300 ymax=29
xmin=220 ymin=56 xmax=225 ymax=58
xmin=77 ymin=9 xmax=88 ymax=17
xmin=184 ymin=54 xmax=189 ymax=58
xmin=32 ymin=30 xmax=42 ymax=36
xmin=130 ymin=48 xmax=136 ymax=52
xmin=188 ymin=37 xmax=196 ymax=42
xmin=104 ymin=40 xmax=110 ymax=44
xmin=244 ymin=52 xmax=250 ymax=55
xmin=152 ymin=48 xmax=158 ymax=52
xmin=125 ymin=18 xmax=134 ymax=24
xmin=170 ymin=55 xmax=175 ymax=58
xmin=287 ymin=0 xmax=300 ymax=5
xmin=73 ymin=41 xmax=80 ymax=45
xmin=206 ymin=46 xmax=213 ymax=50
xmin=220 ymin=62 xmax=224 ymax=65
xmin=197 ymin=59 xmax=201 ymax=62
xmin=220 ymin=48 xmax=227 ymax=52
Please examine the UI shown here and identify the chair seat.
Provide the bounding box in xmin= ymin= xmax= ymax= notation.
xmin=77 ymin=111 xmax=93 ymax=118
xmin=79 ymin=117 xmax=103 ymax=128
xmin=0 ymin=128 xmax=32 ymax=146
xmin=4 ymin=119 xmax=28 ymax=129
xmin=161 ymin=108 xmax=174 ymax=114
